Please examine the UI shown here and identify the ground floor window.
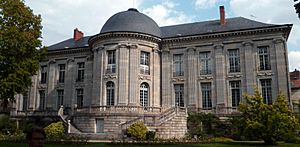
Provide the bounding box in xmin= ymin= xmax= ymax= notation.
xmin=201 ymin=83 xmax=212 ymax=110
xmin=174 ymin=84 xmax=184 ymax=107
xmin=96 ymin=118 xmax=104 ymax=133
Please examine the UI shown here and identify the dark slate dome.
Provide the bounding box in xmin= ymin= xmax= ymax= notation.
xmin=100 ymin=8 xmax=161 ymax=38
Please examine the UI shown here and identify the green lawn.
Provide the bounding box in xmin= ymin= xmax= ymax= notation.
xmin=1 ymin=142 xmax=300 ymax=147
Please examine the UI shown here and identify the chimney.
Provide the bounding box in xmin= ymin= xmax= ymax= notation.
xmin=220 ymin=6 xmax=225 ymax=25
xmin=73 ymin=28 xmax=84 ymax=41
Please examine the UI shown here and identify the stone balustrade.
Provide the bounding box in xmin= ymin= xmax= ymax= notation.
xmin=74 ymin=106 xmax=163 ymax=115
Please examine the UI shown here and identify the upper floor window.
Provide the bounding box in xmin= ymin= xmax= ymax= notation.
xmin=107 ymin=50 xmax=116 ymax=74
xmin=38 ymin=90 xmax=46 ymax=110
xmin=230 ymin=81 xmax=241 ymax=108
xmin=202 ymin=83 xmax=212 ymax=110
xmin=106 ymin=82 xmax=115 ymax=106
xmin=140 ymin=83 xmax=149 ymax=108
xmin=76 ymin=89 xmax=84 ymax=108
xmin=173 ymin=54 xmax=184 ymax=76
xmin=77 ymin=62 xmax=85 ymax=82
xmin=140 ymin=51 xmax=150 ymax=75
xmin=58 ymin=64 xmax=65 ymax=83
xmin=200 ymin=52 xmax=212 ymax=75
xmin=41 ymin=65 xmax=47 ymax=84
xmin=228 ymin=49 xmax=240 ymax=72
xmin=258 ymin=46 xmax=271 ymax=70
xmin=261 ymin=79 xmax=272 ymax=104
xmin=174 ymin=84 xmax=184 ymax=107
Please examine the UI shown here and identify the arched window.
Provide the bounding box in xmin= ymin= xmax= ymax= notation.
xmin=140 ymin=83 xmax=149 ymax=108
xmin=106 ymin=82 xmax=115 ymax=106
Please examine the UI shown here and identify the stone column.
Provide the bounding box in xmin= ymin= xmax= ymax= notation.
xmin=91 ymin=47 xmax=102 ymax=106
xmin=187 ymin=48 xmax=197 ymax=107
xmin=47 ymin=60 xmax=56 ymax=110
xmin=214 ymin=44 xmax=226 ymax=105
xmin=152 ymin=48 xmax=161 ymax=107
xmin=118 ymin=44 xmax=129 ymax=105
xmin=161 ymin=50 xmax=171 ymax=107
xmin=274 ymin=38 xmax=289 ymax=98
xmin=243 ymin=41 xmax=255 ymax=95
xmin=128 ymin=44 xmax=138 ymax=105
xmin=28 ymin=75 xmax=38 ymax=110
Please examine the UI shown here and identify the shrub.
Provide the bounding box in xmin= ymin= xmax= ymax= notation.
xmin=209 ymin=137 xmax=234 ymax=143
xmin=127 ymin=122 xmax=148 ymax=140
xmin=146 ymin=131 xmax=155 ymax=141
xmin=44 ymin=121 xmax=65 ymax=141
xmin=0 ymin=115 xmax=17 ymax=135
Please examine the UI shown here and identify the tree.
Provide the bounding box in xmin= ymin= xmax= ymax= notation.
xmin=295 ymin=0 xmax=300 ymax=18
xmin=0 ymin=0 xmax=46 ymax=108
xmin=238 ymin=89 xmax=299 ymax=145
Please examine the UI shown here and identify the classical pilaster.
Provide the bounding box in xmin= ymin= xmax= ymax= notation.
xmin=28 ymin=75 xmax=38 ymax=110
xmin=65 ymin=58 xmax=75 ymax=109
xmin=161 ymin=49 xmax=171 ymax=107
xmin=91 ymin=47 xmax=102 ymax=106
xmin=273 ymin=38 xmax=289 ymax=98
xmin=214 ymin=44 xmax=226 ymax=105
xmin=152 ymin=48 xmax=160 ymax=107
xmin=118 ymin=44 xmax=129 ymax=105
xmin=187 ymin=48 xmax=196 ymax=107
xmin=242 ymin=41 xmax=255 ymax=95
xmin=47 ymin=60 xmax=56 ymax=109
xmin=128 ymin=44 xmax=138 ymax=105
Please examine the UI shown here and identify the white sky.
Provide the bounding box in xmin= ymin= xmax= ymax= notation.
xmin=24 ymin=0 xmax=300 ymax=71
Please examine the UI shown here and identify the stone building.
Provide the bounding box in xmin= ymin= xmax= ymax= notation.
xmin=10 ymin=6 xmax=292 ymax=139
xmin=290 ymin=69 xmax=300 ymax=112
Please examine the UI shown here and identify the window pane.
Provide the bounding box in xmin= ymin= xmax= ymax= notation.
xmin=140 ymin=83 xmax=149 ymax=108
xmin=228 ymin=49 xmax=240 ymax=73
xmin=76 ymin=89 xmax=84 ymax=108
xmin=174 ymin=84 xmax=184 ymax=107
xmin=107 ymin=50 xmax=116 ymax=74
xmin=77 ymin=62 xmax=85 ymax=81
xmin=258 ymin=47 xmax=271 ymax=70
xmin=230 ymin=81 xmax=241 ymax=107
xmin=261 ymin=79 xmax=272 ymax=104
xmin=58 ymin=64 xmax=65 ymax=83
xmin=173 ymin=54 xmax=184 ymax=76
xmin=202 ymin=83 xmax=212 ymax=110
xmin=106 ymin=82 xmax=115 ymax=106
xmin=200 ymin=52 xmax=212 ymax=75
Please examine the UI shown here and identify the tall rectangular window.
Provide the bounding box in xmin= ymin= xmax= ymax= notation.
xmin=140 ymin=51 xmax=150 ymax=75
xmin=202 ymin=83 xmax=212 ymax=110
xmin=174 ymin=84 xmax=184 ymax=107
xmin=228 ymin=49 xmax=240 ymax=72
xmin=107 ymin=50 xmax=116 ymax=74
xmin=261 ymin=79 xmax=272 ymax=104
xmin=39 ymin=90 xmax=46 ymax=110
xmin=77 ymin=62 xmax=85 ymax=82
xmin=173 ymin=54 xmax=184 ymax=76
xmin=258 ymin=46 xmax=271 ymax=70
xmin=41 ymin=66 xmax=47 ymax=84
xmin=230 ymin=81 xmax=241 ymax=107
xmin=76 ymin=89 xmax=84 ymax=108
xmin=200 ymin=52 xmax=212 ymax=75
xmin=22 ymin=92 xmax=28 ymax=111
xmin=57 ymin=90 xmax=64 ymax=109
xmin=58 ymin=64 xmax=65 ymax=83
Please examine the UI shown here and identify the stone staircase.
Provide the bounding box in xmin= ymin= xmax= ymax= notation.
xmin=121 ymin=106 xmax=187 ymax=139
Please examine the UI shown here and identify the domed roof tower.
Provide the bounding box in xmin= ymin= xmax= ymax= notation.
xmin=100 ymin=8 xmax=161 ymax=38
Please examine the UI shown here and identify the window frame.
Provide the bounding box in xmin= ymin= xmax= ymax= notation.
xmin=228 ymin=49 xmax=240 ymax=73
xmin=140 ymin=83 xmax=149 ymax=108
xmin=140 ymin=51 xmax=150 ymax=75
xmin=77 ymin=62 xmax=85 ymax=82
xmin=107 ymin=50 xmax=116 ymax=74
xmin=258 ymin=46 xmax=271 ymax=70
xmin=261 ymin=79 xmax=272 ymax=104
xmin=173 ymin=54 xmax=184 ymax=77
xmin=201 ymin=83 xmax=212 ymax=110
xmin=174 ymin=84 xmax=184 ymax=107
xmin=106 ymin=82 xmax=115 ymax=106
xmin=200 ymin=51 xmax=212 ymax=75
xmin=58 ymin=64 xmax=65 ymax=83
xmin=230 ymin=81 xmax=241 ymax=108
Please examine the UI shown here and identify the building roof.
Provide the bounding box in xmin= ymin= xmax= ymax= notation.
xmin=48 ymin=14 xmax=286 ymax=51
xmin=291 ymin=79 xmax=300 ymax=89
xmin=100 ymin=8 xmax=161 ymax=38
xmin=160 ymin=17 xmax=275 ymax=38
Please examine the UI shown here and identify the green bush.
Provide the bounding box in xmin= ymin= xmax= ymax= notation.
xmin=209 ymin=137 xmax=234 ymax=143
xmin=0 ymin=115 xmax=17 ymax=135
xmin=146 ymin=131 xmax=155 ymax=141
xmin=127 ymin=122 xmax=148 ymax=140
xmin=44 ymin=121 xmax=65 ymax=141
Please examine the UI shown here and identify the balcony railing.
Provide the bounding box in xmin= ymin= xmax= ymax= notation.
xmin=74 ymin=106 xmax=163 ymax=115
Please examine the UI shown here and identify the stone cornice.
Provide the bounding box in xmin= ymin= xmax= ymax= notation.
xmin=48 ymin=47 xmax=90 ymax=56
xmin=162 ymin=25 xmax=292 ymax=43
xmin=89 ymin=32 xmax=161 ymax=46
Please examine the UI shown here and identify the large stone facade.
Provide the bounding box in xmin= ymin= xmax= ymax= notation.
xmin=10 ymin=7 xmax=292 ymax=139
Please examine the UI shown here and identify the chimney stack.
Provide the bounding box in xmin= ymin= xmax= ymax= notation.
xmin=220 ymin=6 xmax=225 ymax=25
xmin=73 ymin=28 xmax=84 ymax=41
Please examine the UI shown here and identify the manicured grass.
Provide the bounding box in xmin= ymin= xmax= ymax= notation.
xmin=1 ymin=142 xmax=299 ymax=147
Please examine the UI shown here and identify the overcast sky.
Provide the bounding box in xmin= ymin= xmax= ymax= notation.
xmin=24 ymin=0 xmax=300 ymax=71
